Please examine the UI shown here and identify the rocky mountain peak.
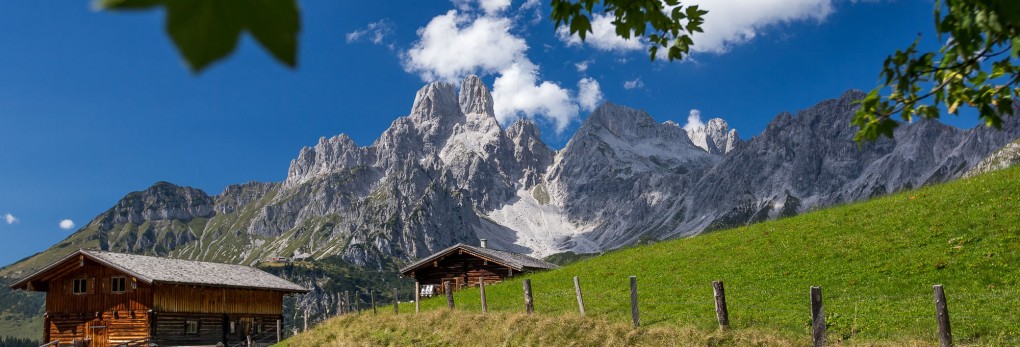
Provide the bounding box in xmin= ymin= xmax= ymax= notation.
xmin=506 ymin=118 xmax=542 ymax=142
xmin=409 ymin=81 xmax=462 ymax=123
xmin=285 ymin=134 xmax=365 ymax=187
xmin=686 ymin=117 xmax=741 ymax=155
xmin=582 ymin=102 xmax=657 ymax=138
xmin=459 ymin=75 xmax=495 ymax=117
xmin=94 ymin=182 xmax=214 ymax=231
xmin=506 ymin=118 xmax=553 ymax=187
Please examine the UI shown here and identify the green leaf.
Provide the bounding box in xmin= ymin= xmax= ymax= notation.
xmin=570 ymin=15 xmax=591 ymax=40
xmin=243 ymin=0 xmax=300 ymax=68
xmin=99 ymin=0 xmax=300 ymax=73
xmin=164 ymin=0 xmax=243 ymax=73
xmin=93 ymin=0 xmax=161 ymax=10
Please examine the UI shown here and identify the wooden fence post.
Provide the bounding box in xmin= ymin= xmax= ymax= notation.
xmin=523 ymin=279 xmax=534 ymax=314
xmin=934 ymin=285 xmax=953 ymax=347
xmin=713 ymin=281 xmax=730 ymax=330
xmin=345 ymin=291 xmax=352 ymax=314
xmin=630 ymin=276 xmax=640 ymax=327
xmin=415 ymin=281 xmax=421 ymax=314
xmin=480 ymin=278 xmax=488 ymax=314
xmin=303 ymin=309 xmax=308 ymax=332
xmin=810 ymin=286 xmax=826 ymax=347
xmin=371 ymin=290 xmax=377 ymax=315
xmin=445 ymin=281 xmax=455 ymax=309
xmin=354 ymin=291 xmax=361 ymax=313
xmin=337 ymin=292 xmax=344 ymax=315
xmin=276 ymin=318 xmax=282 ymax=343
xmin=573 ymin=276 xmax=586 ymax=316
xmin=393 ymin=288 xmax=399 ymax=314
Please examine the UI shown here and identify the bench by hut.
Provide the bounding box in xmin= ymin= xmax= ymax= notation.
xmin=399 ymin=240 xmax=557 ymax=297
xmin=10 ymin=249 xmax=308 ymax=347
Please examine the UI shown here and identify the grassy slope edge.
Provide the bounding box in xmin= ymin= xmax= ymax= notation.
xmin=281 ymin=165 xmax=1020 ymax=346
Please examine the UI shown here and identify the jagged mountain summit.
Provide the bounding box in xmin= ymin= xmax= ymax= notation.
xmin=5 ymin=77 xmax=1020 ymax=281
xmin=684 ymin=115 xmax=741 ymax=155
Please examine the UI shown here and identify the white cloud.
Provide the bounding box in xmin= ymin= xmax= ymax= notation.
xmin=577 ymin=78 xmax=603 ymax=112
xmin=4 ymin=213 xmax=17 ymax=225
xmin=558 ymin=1 xmax=835 ymax=54
xmin=479 ymin=0 xmax=512 ymax=15
xmin=623 ymin=78 xmax=644 ymax=90
xmin=404 ymin=9 xmax=595 ymax=133
xmin=520 ymin=0 xmax=541 ymax=10
xmin=556 ymin=13 xmax=645 ymax=52
xmin=346 ymin=20 xmax=395 ymax=45
xmin=59 ymin=219 xmax=75 ymax=230
xmin=403 ymin=11 xmax=527 ymax=83
xmin=492 ymin=61 xmax=578 ymax=133
xmin=677 ymin=0 xmax=834 ymax=53
xmin=683 ymin=109 xmax=705 ymax=131
xmin=453 ymin=0 xmax=528 ymax=16
xmin=574 ymin=60 xmax=591 ymax=72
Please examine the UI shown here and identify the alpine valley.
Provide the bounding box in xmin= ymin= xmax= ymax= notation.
xmin=2 ymin=76 xmax=1019 ymax=340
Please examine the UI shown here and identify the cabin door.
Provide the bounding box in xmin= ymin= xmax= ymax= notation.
xmin=86 ymin=321 xmax=109 ymax=347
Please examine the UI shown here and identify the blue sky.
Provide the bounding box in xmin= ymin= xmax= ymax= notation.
xmin=0 ymin=0 xmax=966 ymax=265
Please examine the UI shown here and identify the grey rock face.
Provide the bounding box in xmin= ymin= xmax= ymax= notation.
xmin=506 ymin=119 xmax=553 ymax=188
xmin=547 ymin=103 xmax=717 ymax=248
xmin=674 ymin=92 xmax=1020 ymax=235
xmin=459 ymin=75 xmax=495 ymax=116
xmin=963 ymin=139 xmax=1020 ymax=178
xmin=285 ymin=135 xmax=365 ymax=187
xmin=686 ymin=117 xmax=741 ymax=155
xmin=95 ymin=182 xmax=214 ymax=231
xmin=216 ymin=181 xmax=278 ymax=214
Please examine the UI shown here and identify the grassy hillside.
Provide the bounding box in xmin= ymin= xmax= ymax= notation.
xmin=282 ymin=165 xmax=1020 ymax=346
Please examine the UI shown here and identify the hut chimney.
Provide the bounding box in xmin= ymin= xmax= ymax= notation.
xmin=480 ymin=239 xmax=488 ymax=248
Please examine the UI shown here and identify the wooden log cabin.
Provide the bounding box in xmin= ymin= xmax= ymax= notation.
xmin=399 ymin=240 xmax=557 ymax=296
xmin=9 ymin=249 xmax=308 ymax=347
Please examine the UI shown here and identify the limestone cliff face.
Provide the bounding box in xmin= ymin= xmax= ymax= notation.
xmin=686 ymin=118 xmax=741 ymax=155
xmin=963 ymin=139 xmax=1020 ymax=178
xmin=96 ymin=181 xmax=215 ymax=229
xmin=676 ymin=92 xmax=1020 ymax=234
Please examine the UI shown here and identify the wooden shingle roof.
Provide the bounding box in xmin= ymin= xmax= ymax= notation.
xmin=399 ymin=243 xmax=558 ymax=275
xmin=10 ymin=249 xmax=308 ymax=293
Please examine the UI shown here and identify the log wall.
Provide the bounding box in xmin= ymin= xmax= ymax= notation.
xmin=153 ymin=285 xmax=285 ymax=315
xmin=42 ymin=258 xmax=153 ymax=346
xmin=47 ymin=311 xmax=149 ymax=347
xmin=45 ymin=260 xmax=153 ymax=313
xmin=152 ymin=312 xmax=222 ymax=346
xmin=152 ymin=312 xmax=282 ymax=346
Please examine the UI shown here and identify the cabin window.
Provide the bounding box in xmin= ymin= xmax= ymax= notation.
xmin=185 ymin=319 xmax=199 ymax=334
xmin=72 ymin=278 xmax=88 ymax=294
xmin=111 ymin=276 xmax=126 ymax=293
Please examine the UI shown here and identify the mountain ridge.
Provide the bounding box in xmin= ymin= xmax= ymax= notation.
xmin=5 ymin=82 xmax=1019 ymax=277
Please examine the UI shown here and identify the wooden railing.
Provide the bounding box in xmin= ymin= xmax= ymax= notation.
xmin=38 ymin=340 xmax=59 ymax=347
